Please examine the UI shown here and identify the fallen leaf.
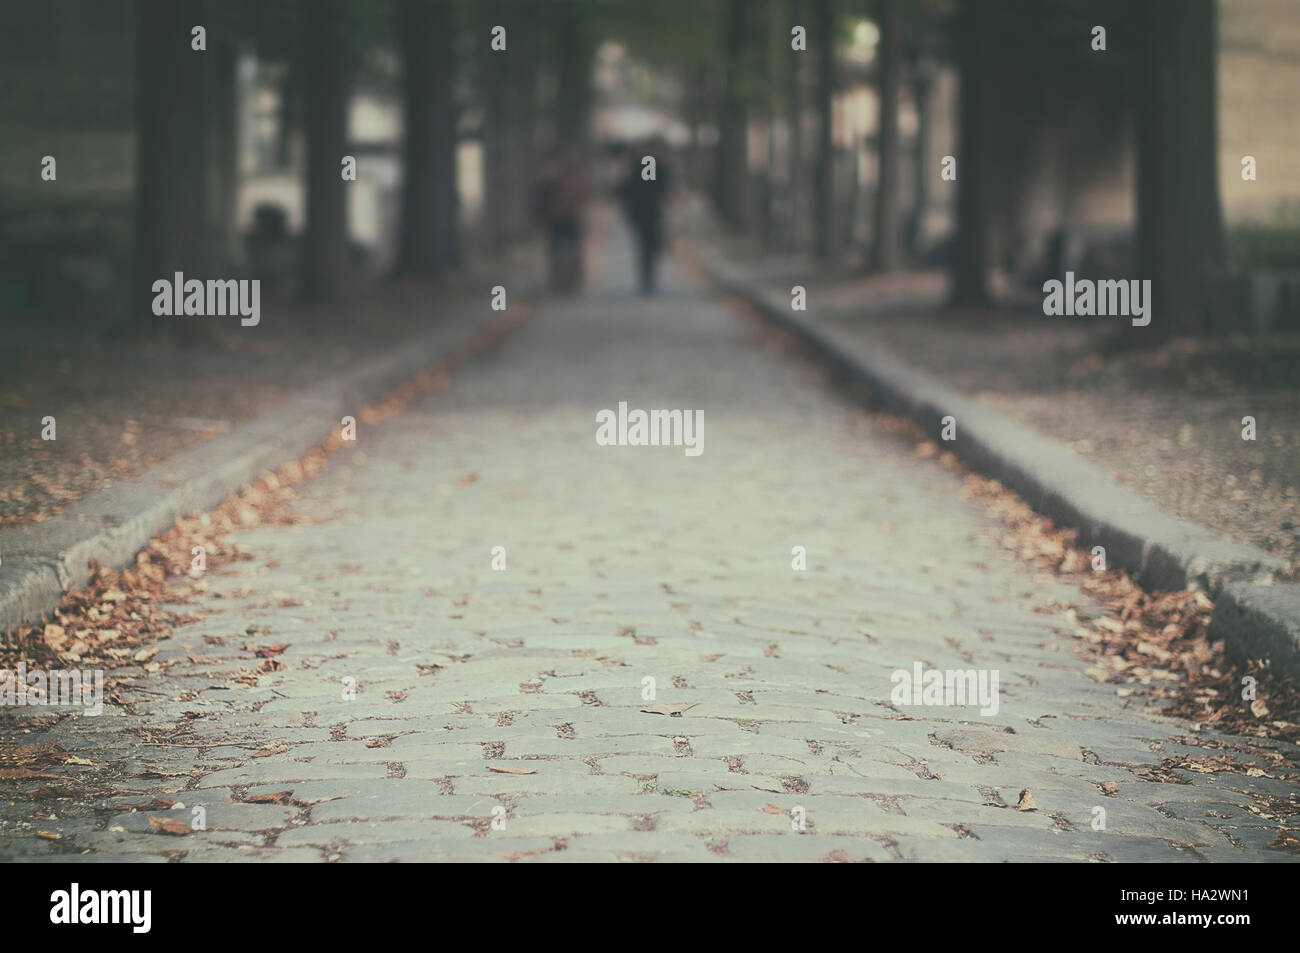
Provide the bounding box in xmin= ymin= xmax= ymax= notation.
xmin=43 ymin=623 xmax=68 ymax=649
xmin=6 ymin=740 xmax=69 ymax=765
xmin=1136 ymin=641 xmax=1173 ymax=661
xmin=488 ymin=765 xmax=537 ymax=775
xmin=148 ymin=816 xmax=190 ymax=836
xmin=124 ymin=797 xmax=178 ymax=811
xmin=641 ymin=702 xmax=699 ymax=716
xmin=761 ymin=803 xmax=785 ymax=814
xmin=492 ymin=849 xmax=547 ymax=862
xmin=244 ymin=791 xmax=293 ymax=804
xmin=252 ymin=745 xmax=287 ymax=758
xmin=1016 ymin=789 xmax=1039 ymax=812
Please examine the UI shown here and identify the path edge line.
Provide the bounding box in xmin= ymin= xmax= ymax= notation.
xmin=0 ymin=304 xmax=530 ymax=635
xmin=689 ymin=241 xmax=1300 ymax=675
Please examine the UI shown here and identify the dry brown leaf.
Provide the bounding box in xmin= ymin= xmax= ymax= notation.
xmin=244 ymin=790 xmax=293 ymax=804
xmin=43 ymin=624 xmax=68 ymax=650
xmin=0 ymin=768 xmax=60 ymax=779
xmin=488 ymin=765 xmax=537 ymax=775
xmin=148 ymin=816 xmax=190 ymax=836
xmin=5 ymin=741 xmax=69 ymax=765
xmin=641 ymin=702 xmax=699 ymax=716
xmin=124 ymin=797 xmax=178 ymax=811
xmin=1016 ymin=789 xmax=1039 ymax=812
xmin=492 ymin=849 xmax=545 ymax=862
xmin=252 ymin=745 xmax=287 ymax=758
xmin=1136 ymin=641 xmax=1173 ymax=661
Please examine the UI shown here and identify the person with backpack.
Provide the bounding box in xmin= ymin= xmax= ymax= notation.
xmin=534 ymin=146 xmax=592 ymax=295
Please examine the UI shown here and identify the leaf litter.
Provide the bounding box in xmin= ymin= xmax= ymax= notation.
xmin=873 ymin=412 xmax=1300 ymax=853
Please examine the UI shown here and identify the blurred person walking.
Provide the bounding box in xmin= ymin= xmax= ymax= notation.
xmin=534 ymin=146 xmax=591 ymax=294
xmin=618 ymin=139 xmax=673 ymax=295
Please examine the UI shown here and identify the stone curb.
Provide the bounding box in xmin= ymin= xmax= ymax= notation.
xmin=0 ymin=305 xmax=517 ymax=634
xmin=694 ymin=244 xmax=1299 ymax=674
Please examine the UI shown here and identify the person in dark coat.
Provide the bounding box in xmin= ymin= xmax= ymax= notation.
xmin=618 ymin=138 xmax=672 ymax=295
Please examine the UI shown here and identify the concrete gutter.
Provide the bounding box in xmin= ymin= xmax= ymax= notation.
xmin=695 ymin=245 xmax=1300 ymax=675
xmin=0 ymin=306 xmax=519 ymax=635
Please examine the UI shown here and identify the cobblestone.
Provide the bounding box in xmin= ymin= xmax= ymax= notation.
xmin=2 ymin=223 xmax=1296 ymax=862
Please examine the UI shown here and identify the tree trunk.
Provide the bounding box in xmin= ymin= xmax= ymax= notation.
xmin=137 ymin=0 xmax=210 ymax=315
xmin=300 ymin=0 xmax=351 ymax=303
xmin=554 ymin=5 xmax=591 ymax=144
xmin=908 ymin=69 xmax=931 ymax=258
xmin=682 ymin=65 xmax=708 ymax=194
xmin=205 ymin=39 xmax=239 ymax=272
xmin=395 ymin=0 xmax=457 ymax=276
xmin=1137 ymin=0 xmax=1226 ymax=337
xmin=950 ymin=0 xmax=992 ymax=307
xmin=480 ymin=1 xmax=509 ymax=254
xmin=811 ymin=0 xmax=834 ymax=261
xmin=508 ymin=0 xmax=538 ymax=243
xmin=870 ymin=0 xmax=901 ymax=272
xmin=432 ymin=9 xmax=460 ymax=271
xmin=715 ymin=0 xmax=749 ymax=227
xmin=786 ymin=0 xmax=803 ymax=251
